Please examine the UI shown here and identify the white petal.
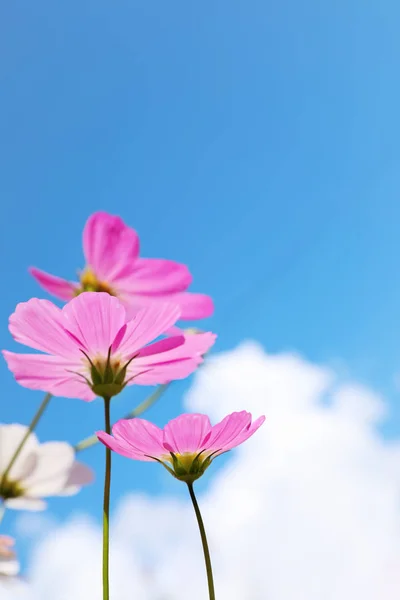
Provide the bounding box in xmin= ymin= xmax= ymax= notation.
xmin=0 ymin=424 xmax=39 ymax=481
xmin=0 ymin=558 xmax=20 ymax=577
xmin=23 ymin=442 xmax=75 ymax=497
xmin=5 ymin=497 xmax=47 ymax=511
xmin=57 ymin=461 xmax=95 ymax=496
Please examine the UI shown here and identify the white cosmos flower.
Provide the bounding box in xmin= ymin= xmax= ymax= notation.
xmin=0 ymin=424 xmax=94 ymax=511
xmin=0 ymin=536 xmax=19 ymax=577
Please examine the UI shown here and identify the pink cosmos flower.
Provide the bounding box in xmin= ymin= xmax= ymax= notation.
xmin=97 ymin=411 xmax=265 ymax=483
xmin=30 ymin=211 xmax=214 ymax=321
xmin=2 ymin=293 xmax=216 ymax=401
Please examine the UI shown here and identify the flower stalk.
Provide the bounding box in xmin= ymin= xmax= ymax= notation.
xmin=1 ymin=393 xmax=52 ymax=485
xmin=74 ymin=384 xmax=170 ymax=453
xmin=102 ymin=396 xmax=112 ymax=600
xmin=187 ymin=482 xmax=216 ymax=600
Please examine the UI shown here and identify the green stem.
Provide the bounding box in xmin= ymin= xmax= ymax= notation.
xmin=102 ymin=396 xmax=112 ymax=600
xmin=0 ymin=503 xmax=6 ymax=526
xmin=1 ymin=393 xmax=52 ymax=484
xmin=74 ymin=384 xmax=170 ymax=453
xmin=187 ymin=482 xmax=216 ymax=600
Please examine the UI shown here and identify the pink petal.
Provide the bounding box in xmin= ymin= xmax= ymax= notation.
xmin=0 ymin=536 xmax=14 ymax=547
xmin=83 ymin=212 xmax=140 ymax=281
xmin=136 ymin=336 xmax=185 ymax=359
xmin=29 ymin=267 xmax=78 ymax=301
xmin=163 ymin=414 xmax=212 ymax=454
xmin=2 ymin=351 xmax=95 ymax=401
xmin=59 ymin=461 xmax=95 ymax=496
xmin=118 ymin=258 xmax=192 ymax=294
xmin=205 ymin=412 xmax=265 ymax=453
xmin=8 ymin=298 xmax=79 ymax=358
xmin=204 ymin=411 xmax=251 ymax=451
xmin=164 ymin=326 xmax=184 ymax=336
xmin=113 ymin=418 xmax=166 ymax=458
xmin=115 ymin=303 xmax=181 ymax=359
xmin=233 ymin=415 xmax=266 ymax=446
xmin=121 ymin=292 xmax=214 ymax=322
xmin=166 ymin=292 xmax=214 ymax=320
xmin=127 ymin=358 xmax=200 ymax=385
xmin=96 ymin=431 xmax=135 ymax=458
xmin=62 ymin=292 xmax=126 ymax=356
xmin=132 ymin=333 xmax=215 ymax=375
xmin=167 ymin=331 xmax=216 ymax=361
xmin=96 ymin=429 xmax=157 ymax=462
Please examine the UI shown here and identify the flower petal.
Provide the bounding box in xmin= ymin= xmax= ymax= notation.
xmin=58 ymin=461 xmax=95 ymax=496
xmin=0 ymin=557 xmax=20 ymax=577
xmin=0 ymin=536 xmax=15 ymax=548
xmin=115 ymin=303 xmax=181 ymax=358
xmin=127 ymin=358 xmax=200 ymax=385
xmin=96 ymin=431 xmax=137 ymax=459
xmin=22 ymin=442 xmax=75 ymax=496
xmin=96 ymin=428 xmax=159 ymax=462
xmin=135 ymin=335 xmax=185 ymax=359
xmin=2 ymin=351 xmax=95 ymax=401
xmin=122 ymin=292 xmax=214 ymax=322
xmin=164 ymin=326 xmax=184 ymax=337
xmin=29 ymin=267 xmax=78 ymax=301
xmin=8 ymin=298 xmax=78 ymax=357
xmin=0 ymin=424 xmax=39 ymax=481
xmin=117 ymin=258 xmax=192 ymax=294
xmin=163 ymin=414 xmax=212 ymax=454
xmin=165 ymin=292 xmax=214 ymax=320
xmin=140 ymin=332 xmax=216 ymax=364
xmin=112 ymin=418 xmax=166 ymax=458
xmin=62 ymin=292 xmax=126 ymax=356
xmin=205 ymin=411 xmax=264 ymax=453
xmin=83 ymin=212 xmax=140 ymax=281
xmin=4 ymin=497 xmax=47 ymax=511
xmin=232 ymin=415 xmax=266 ymax=446
xmin=125 ymin=332 xmax=215 ymax=385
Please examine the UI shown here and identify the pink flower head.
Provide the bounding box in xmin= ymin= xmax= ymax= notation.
xmin=97 ymin=411 xmax=265 ymax=483
xmin=3 ymin=293 xmax=216 ymax=401
xmin=30 ymin=211 xmax=214 ymax=321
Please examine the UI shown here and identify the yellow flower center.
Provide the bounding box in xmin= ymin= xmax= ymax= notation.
xmin=157 ymin=451 xmax=218 ymax=484
xmin=74 ymin=267 xmax=115 ymax=296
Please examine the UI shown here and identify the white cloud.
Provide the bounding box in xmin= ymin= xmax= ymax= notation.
xmin=2 ymin=341 xmax=400 ymax=599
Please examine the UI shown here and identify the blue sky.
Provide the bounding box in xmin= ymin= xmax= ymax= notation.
xmin=1 ymin=0 xmax=400 ymax=570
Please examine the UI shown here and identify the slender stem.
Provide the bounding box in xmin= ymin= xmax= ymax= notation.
xmin=187 ymin=482 xmax=216 ymax=600
xmin=1 ymin=393 xmax=52 ymax=484
xmin=74 ymin=384 xmax=170 ymax=453
xmin=0 ymin=503 xmax=6 ymax=526
xmin=102 ymin=396 xmax=112 ymax=600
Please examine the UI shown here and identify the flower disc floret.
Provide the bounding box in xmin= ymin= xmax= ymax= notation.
xmin=156 ymin=450 xmax=219 ymax=484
